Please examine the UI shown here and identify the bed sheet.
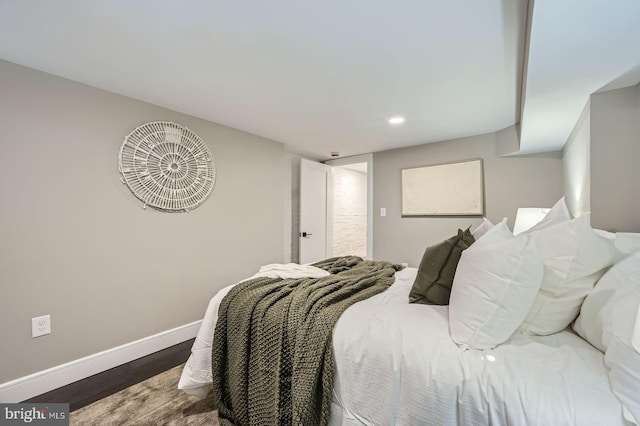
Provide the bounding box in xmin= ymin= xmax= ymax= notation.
xmin=329 ymin=267 xmax=625 ymax=425
xmin=179 ymin=268 xmax=627 ymax=425
xmin=178 ymin=283 xmax=235 ymax=398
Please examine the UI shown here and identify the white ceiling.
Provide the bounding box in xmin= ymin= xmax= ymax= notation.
xmin=0 ymin=1 xmax=638 ymax=160
xmin=520 ymin=0 xmax=640 ymax=153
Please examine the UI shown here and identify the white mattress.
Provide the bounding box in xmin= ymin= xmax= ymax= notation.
xmin=179 ymin=267 xmax=627 ymax=425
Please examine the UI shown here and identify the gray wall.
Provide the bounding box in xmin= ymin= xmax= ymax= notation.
xmin=372 ymin=132 xmax=564 ymax=266
xmin=590 ymin=84 xmax=640 ymax=232
xmin=0 ymin=60 xmax=284 ymax=382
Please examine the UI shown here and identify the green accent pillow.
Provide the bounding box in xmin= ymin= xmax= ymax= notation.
xmin=409 ymin=228 xmax=475 ymax=305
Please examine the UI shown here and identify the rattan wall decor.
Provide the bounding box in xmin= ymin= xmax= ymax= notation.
xmin=118 ymin=121 xmax=216 ymax=212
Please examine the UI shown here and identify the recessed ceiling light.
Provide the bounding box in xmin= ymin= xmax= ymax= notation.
xmin=388 ymin=116 xmax=405 ymax=125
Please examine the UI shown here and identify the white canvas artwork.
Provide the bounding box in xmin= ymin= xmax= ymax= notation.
xmin=401 ymin=159 xmax=484 ymax=216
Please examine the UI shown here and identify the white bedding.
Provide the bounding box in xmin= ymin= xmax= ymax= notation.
xmin=179 ymin=267 xmax=627 ymax=425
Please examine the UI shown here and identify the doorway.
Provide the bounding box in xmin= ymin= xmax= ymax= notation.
xmin=286 ymin=154 xmax=373 ymax=264
xmin=331 ymin=163 xmax=368 ymax=258
xmin=326 ymin=153 xmax=373 ymax=260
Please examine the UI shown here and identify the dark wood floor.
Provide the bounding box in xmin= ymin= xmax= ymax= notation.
xmin=69 ymin=363 xmax=218 ymax=425
xmin=24 ymin=338 xmax=195 ymax=411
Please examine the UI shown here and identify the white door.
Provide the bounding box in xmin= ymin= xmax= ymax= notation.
xmin=299 ymin=159 xmax=332 ymax=264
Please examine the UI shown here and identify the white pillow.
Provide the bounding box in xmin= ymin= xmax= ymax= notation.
xmin=633 ymin=302 xmax=640 ymax=353
xmin=474 ymin=218 xmax=510 ymax=245
xmin=573 ymin=252 xmax=640 ymax=424
xmin=518 ymin=213 xmax=617 ymax=336
xmin=573 ymin=251 xmax=640 ymax=351
xmin=593 ymin=230 xmax=640 ymax=263
xmin=471 ymin=217 xmax=495 ymax=240
xmin=593 ymin=228 xmax=616 ymax=240
xmin=607 ymin=334 xmax=640 ymax=425
xmin=615 ymin=233 xmax=640 ymax=256
xmin=449 ymin=227 xmax=543 ymax=350
xmin=521 ymin=197 xmax=571 ymax=235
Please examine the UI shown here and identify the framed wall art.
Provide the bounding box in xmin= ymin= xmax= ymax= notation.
xmin=401 ymin=159 xmax=484 ymax=216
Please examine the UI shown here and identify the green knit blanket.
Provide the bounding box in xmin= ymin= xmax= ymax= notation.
xmin=212 ymin=256 xmax=402 ymax=426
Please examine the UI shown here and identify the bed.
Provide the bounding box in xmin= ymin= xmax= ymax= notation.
xmin=178 ymin=199 xmax=640 ymax=426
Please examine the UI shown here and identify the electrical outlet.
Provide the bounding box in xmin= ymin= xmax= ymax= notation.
xmin=32 ymin=315 xmax=51 ymax=338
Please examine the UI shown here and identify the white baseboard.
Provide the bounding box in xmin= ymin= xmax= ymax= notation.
xmin=0 ymin=320 xmax=201 ymax=403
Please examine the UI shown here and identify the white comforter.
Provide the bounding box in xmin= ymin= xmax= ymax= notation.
xmin=179 ymin=267 xmax=627 ymax=425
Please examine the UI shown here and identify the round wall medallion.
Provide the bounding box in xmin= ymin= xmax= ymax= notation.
xmin=118 ymin=121 xmax=216 ymax=212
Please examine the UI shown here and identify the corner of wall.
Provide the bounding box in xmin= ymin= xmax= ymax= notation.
xmin=494 ymin=124 xmax=521 ymax=157
xmin=562 ymin=99 xmax=591 ymax=219
xmin=589 ymin=83 xmax=640 ymax=231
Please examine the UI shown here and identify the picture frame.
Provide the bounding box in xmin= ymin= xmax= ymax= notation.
xmin=401 ymin=158 xmax=484 ymax=216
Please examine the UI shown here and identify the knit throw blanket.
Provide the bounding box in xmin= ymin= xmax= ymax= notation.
xmin=212 ymin=256 xmax=402 ymax=426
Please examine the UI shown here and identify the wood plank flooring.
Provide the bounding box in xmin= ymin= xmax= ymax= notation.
xmin=26 ymin=339 xmax=196 ymax=411
xmin=69 ymin=364 xmax=218 ymax=425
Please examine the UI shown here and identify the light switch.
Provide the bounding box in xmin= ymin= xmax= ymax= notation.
xmin=380 ymin=207 xmax=387 ymax=217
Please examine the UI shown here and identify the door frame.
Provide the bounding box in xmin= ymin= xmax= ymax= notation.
xmin=325 ymin=153 xmax=373 ymax=260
